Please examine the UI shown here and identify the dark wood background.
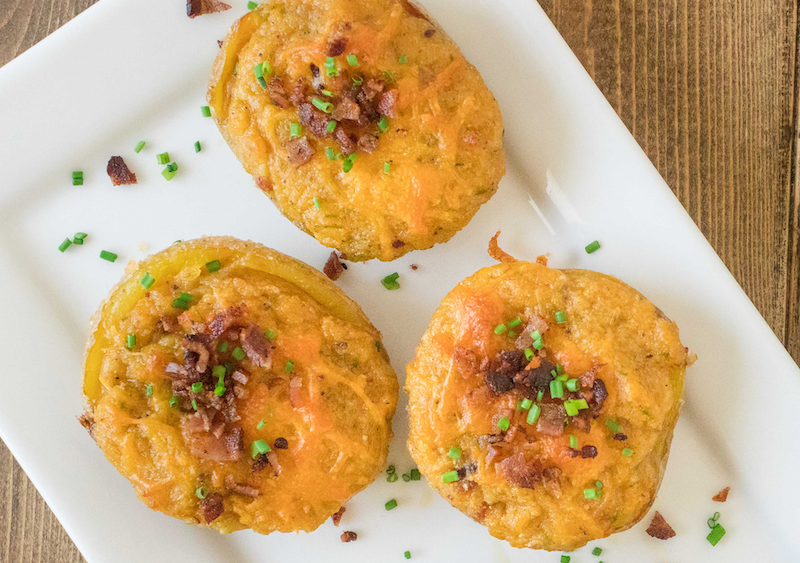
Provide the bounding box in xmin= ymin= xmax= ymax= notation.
xmin=1 ymin=0 xmax=798 ymax=560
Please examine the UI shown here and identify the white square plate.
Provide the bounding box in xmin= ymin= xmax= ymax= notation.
xmin=0 ymin=0 xmax=798 ymax=561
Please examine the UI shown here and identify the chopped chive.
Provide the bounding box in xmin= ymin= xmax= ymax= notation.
xmin=378 ymin=116 xmax=389 ymax=132
xmin=384 ymin=161 xmax=391 ymax=174
xmin=196 ymin=486 xmax=207 ymax=499
xmin=214 ymin=384 xmax=225 ymax=396
xmin=145 ymin=385 xmax=153 ymax=396
xmin=58 ymin=238 xmax=72 ymax=252
xmin=385 ymin=499 xmax=398 ymax=510
xmin=232 ymin=347 xmax=245 ymax=361
xmin=383 ymin=69 xmax=396 ymax=83
xmin=312 ymin=98 xmax=334 ymax=113
xmin=376 ymin=341 xmax=382 ymax=352
xmin=233 ymin=62 xmax=238 ymax=75
xmin=71 ymin=171 xmax=83 ymax=179
xmin=409 ymin=468 xmax=421 ymax=481
xmin=605 ymin=419 xmax=621 ymax=433
xmin=401 ymin=473 xmax=410 ymax=482
xmin=497 ymin=417 xmax=510 ymax=431
xmin=192 ymin=399 xmax=198 ymax=411
xmin=342 ymin=152 xmax=357 ymax=172
xmin=72 ymin=171 xmax=83 ymax=185
xmin=713 ymin=511 xmax=720 ymax=522
xmin=622 ymin=448 xmax=634 ymax=457
xmin=570 ymin=435 xmax=577 ymax=448
xmin=520 ymin=398 xmax=533 ymax=410
xmin=550 ymin=379 xmax=564 ymax=399
xmin=99 ymin=250 xmax=117 ymax=262
xmin=200 ymin=105 xmax=211 ymax=117
xmin=325 ymin=120 xmax=337 ymax=133
xmin=251 ymin=439 xmax=271 ymax=458
xmin=324 ymin=56 xmax=338 ymax=77
xmin=494 ymin=323 xmax=507 ymax=335
xmin=531 ymin=330 xmax=541 ymax=340
xmin=707 ymin=523 xmax=726 ymax=546
xmin=556 ymin=364 xmax=564 ymax=375
xmin=206 ymin=259 xmax=221 ymax=273
xmin=399 ymin=56 xmax=408 ymax=63
xmin=217 ymin=341 xmax=228 ymax=353
xmin=284 ymin=360 xmax=294 ymax=373
xmin=140 ymin=272 xmax=155 ymax=289
xmin=574 ymin=399 xmax=588 ymax=410
xmin=507 ymin=330 xmax=517 ymax=338
xmin=212 ymin=365 xmax=226 ymax=380
xmin=257 ymin=76 xmax=267 ymax=88
xmin=381 ymin=272 xmax=400 ymax=290
xmin=532 ymin=338 xmax=544 ymax=350
xmin=442 ymin=471 xmax=459 ymax=483
xmin=134 ymin=141 xmax=146 ymax=153
xmin=194 ymin=141 xmax=202 ymax=153
xmin=555 ymin=310 xmax=567 ymax=324
xmin=585 ymin=240 xmax=601 ymax=254
xmin=162 ymin=167 xmax=176 ymax=181
xmin=595 ymin=480 xmax=603 ymax=489
xmin=248 ymin=0 xmax=257 ymax=9
xmin=126 ymin=334 xmax=136 ymax=349
xmin=313 ymin=197 xmax=321 ymax=209
xmin=165 ymin=162 xmax=178 ymax=173
xmin=191 ymin=382 xmax=203 ymax=393
xmin=447 ymin=446 xmax=461 ymax=460
xmin=387 ymin=465 xmax=396 ymax=475
xmin=253 ymin=61 xmax=271 ymax=78
xmin=524 ymin=348 xmax=534 ymax=361
xmin=352 ymin=75 xmax=363 ymax=85
xmin=257 ymin=419 xmax=266 ymax=429
xmin=508 ymin=317 xmax=522 ymax=328
xmin=73 ymin=232 xmax=88 ymax=244
xmin=325 ymin=147 xmax=336 ymax=160
xmin=564 ymin=400 xmax=580 ymax=417
xmin=561 ymin=557 xmax=571 ymax=563
xmin=526 ymin=404 xmax=541 ymax=426
xmin=404 ymin=551 xmax=411 ymax=559
xmin=346 ymin=54 xmax=359 ymax=66
xmin=584 ymin=488 xmax=598 ymax=499
xmin=707 ymin=517 xmax=716 ymax=529
xmin=537 ymin=390 xmax=544 ymax=402
xmin=320 ymin=89 xmax=335 ymax=97
xmin=387 ymin=473 xmax=399 ymax=482
xmin=566 ymin=378 xmax=579 ymax=392
xmin=170 ymin=395 xmax=179 ymax=408
xmin=157 ymin=152 xmax=170 ymax=165
xmin=290 ymin=122 xmax=302 ymax=137
xmin=265 ymin=329 xmax=277 ymax=340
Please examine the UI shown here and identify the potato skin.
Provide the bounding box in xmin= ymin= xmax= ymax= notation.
xmin=82 ymin=237 xmax=397 ymax=534
xmin=208 ymin=0 xmax=505 ymax=261
xmin=406 ymin=261 xmax=688 ymax=550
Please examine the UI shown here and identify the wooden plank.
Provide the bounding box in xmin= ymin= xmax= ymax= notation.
xmin=539 ymin=0 xmax=799 ymax=364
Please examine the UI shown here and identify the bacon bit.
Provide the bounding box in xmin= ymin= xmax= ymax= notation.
xmin=267 ymin=77 xmax=291 ymax=109
xmin=183 ymin=333 xmax=213 ymax=374
xmin=231 ymin=370 xmax=249 ymax=385
xmin=590 ymin=379 xmax=608 ymax=415
xmin=424 ymin=29 xmax=436 ymax=38
xmin=452 ymin=346 xmax=479 ymax=375
xmin=712 ymin=487 xmax=730 ymax=502
xmin=519 ymin=357 xmax=556 ymax=395
xmin=326 ymin=37 xmax=348 ymax=57
xmin=159 ymin=315 xmax=180 ymax=332
xmin=224 ymin=474 xmax=260 ymax=498
xmin=331 ymin=506 xmax=346 ymax=526
xmin=310 ymin=63 xmax=324 ymax=90
xmin=333 ymin=127 xmax=357 ymax=155
xmin=77 ymin=413 xmax=95 ymax=436
xmin=286 ymin=137 xmax=315 ymax=167
xmin=240 ymin=325 xmax=272 ymax=368
xmin=209 ymin=306 xmax=246 ymax=338
xmin=377 ymin=90 xmax=399 ymax=118
xmin=332 ymin=98 xmax=361 ymax=122
xmin=190 ymin=428 xmax=243 ymax=462
xmin=646 ymin=511 xmax=676 ymax=540
xmin=580 ymin=445 xmax=598 ymax=459
xmin=201 ymin=493 xmax=224 ymax=523
xmin=410 ymin=264 xmax=418 ymax=270
xmin=484 ymin=371 xmax=514 ymax=395
xmin=340 ymin=531 xmax=358 ymax=542
xmin=289 ymin=377 xmax=303 ymax=407
xmin=488 ymin=231 xmax=516 ymax=263
xmin=298 ymin=103 xmax=332 ymax=137
xmin=217 ymin=40 xmax=223 ymax=48
xmin=252 ymin=453 xmax=270 ymax=473
xmin=274 ymin=437 xmax=289 ymax=449
xmin=572 ymin=414 xmax=591 ymax=434
xmin=614 ymin=432 xmax=628 ymax=441
xmin=361 ymin=78 xmax=385 ymax=102
xmin=496 ymin=453 xmax=542 ymax=489
xmin=536 ymin=403 xmax=566 ymax=436
xmin=186 ymin=0 xmax=231 ymax=18
xmin=106 ymin=156 xmax=137 ymax=186
xmin=390 ymin=238 xmax=405 ymax=249
xmin=323 ymin=251 xmax=344 ymax=280
xmin=542 ymin=466 xmax=562 ymax=497
xmin=357 ymin=133 xmax=379 ymax=153
xmin=290 ymin=77 xmax=309 ymax=105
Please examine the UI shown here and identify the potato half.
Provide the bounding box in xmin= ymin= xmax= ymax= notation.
xmin=208 ymin=0 xmax=505 ymax=261
xmin=82 ymin=237 xmax=397 ymax=533
xmin=406 ymin=260 xmax=688 ymax=550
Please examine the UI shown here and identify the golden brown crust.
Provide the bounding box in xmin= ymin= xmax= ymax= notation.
xmin=406 ymin=261 xmax=688 ymax=550
xmin=82 ymin=237 xmax=397 ymax=534
xmin=207 ymin=0 xmax=505 ymax=261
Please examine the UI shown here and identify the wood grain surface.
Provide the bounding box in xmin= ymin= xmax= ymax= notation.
xmin=0 ymin=0 xmax=798 ymax=560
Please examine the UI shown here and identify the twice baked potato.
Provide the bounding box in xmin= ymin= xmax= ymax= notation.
xmin=81 ymin=237 xmax=397 ymax=533
xmin=406 ymin=258 xmax=688 ymax=550
xmin=208 ymin=0 xmax=505 ymax=261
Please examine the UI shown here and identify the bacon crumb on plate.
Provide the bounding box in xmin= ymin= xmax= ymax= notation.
xmin=340 ymin=531 xmax=357 ymax=542
xmin=106 ymin=156 xmax=137 ymax=186
xmin=646 ymin=511 xmax=676 ymax=540
xmin=186 ymin=0 xmax=231 ymax=18
xmin=331 ymin=506 xmax=346 ymax=526
xmin=712 ymin=486 xmax=730 ymax=502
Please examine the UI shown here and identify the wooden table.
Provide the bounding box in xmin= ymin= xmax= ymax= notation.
xmin=1 ymin=0 xmax=798 ymax=560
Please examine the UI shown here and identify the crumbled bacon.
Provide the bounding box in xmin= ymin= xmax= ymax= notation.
xmin=160 ymin=315 xmax=180 ymax=332
xmin=377 ymin=90 xmax=398 ymax=118
xmin=646 ymin=511 xmax=676 ymax=540
xmin=183 ymin=333 xmax=213 ymax=374
xmin=410 ymin=264 xmax=418 ymax=270
xmin=334 ymin=127 xmax=357 ymax=155
xmin=542 ymin=466 xmax=562 ymax=496
xmin=298 ymin=103 xmax=332 ymax=137
xmin=357 ymin=133 xmax=379 ymax=153
xmin=580 ymin=445 xmax=598 ymax=459
xmin=331 ymin=506 xmax=346 ymax=526
xmin=187 ymin=0 xmax=231 ymax=18
xmin=614 ymin=432 xmax=628 ymax=441
xmin=488 ymin=231 xmax=515 ymax=263
xmin=496 ymin=453 xmax=542 ymax=489
xmin=332 ymin=98 xmax=361 ymax=122
xmin=590 ymin=379 xmax=608 ymax=415
xmin=267 ymin=77 xmax=291 ymax=109
xmin=106 ymin=156 xmax=137 ymax=186
xmin=252 ymin=453 xmax=270 ymax=473
xmin=240 ymin=325 xmax=272 ymax=368
xmin=536 ymin=403 xmax=566 ymax=436
xmin=519 ymin=357 xmax=556 ymax=395
xmin=326 ymin=38 xmax=348 ymax=57
xmin=452 ymin=346 xmax=479 ymax=375
xmin=310 ymin=63 xmax=324 ymax=90
xmin=231 ymin=370 xmax=249 ymax=385
xmin=274 ymin=437 xmax=289 ymax=449
xmin=498 ymin=349 xmax=527 ymax=375
xmin=190 ymin=428 xmax=243 ymax=462
xmin=323 ymin=251 xmax=345 ymax=280
xmin=712 ymin=487 xmax=730 ymax=502
xmin=485 ymin=371 xmax=515 ymax=395
xmin=209 ymin=306 xmax=246 ymax=338
xmin=78 ymin=413 xmax=95 ymax=436
xmin=286 ymin=137 xmax=315 ymax=167
xmin=225 ymin=474 xmax=260 ymax=498
xmin=341 ymin=531 xmax=358 ymax=542
xmin=290 ymin=77 xmax=309 ymax=105
xmin=424 ymin=29 xmax=436 ymax=38
xmin=201 ymin=493 xmax=224 ymax=523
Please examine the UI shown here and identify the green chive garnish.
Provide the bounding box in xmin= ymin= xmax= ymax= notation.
xmin=126 ymin=334 xmax=136 ymax=349
xmin=170 ymin=395 xmax=179 ymax=408
xmin=532 ymin=338 xmax=543 ymax=350
xmin=526 ymin=404 xmax=540 ymax=425
xmin=592 ymin=547 xmax=603 ymax=556
xmin=566 ymin=378 xmax=579 ymax=392
xmin=622 ymin=448 xmax=634 ymax=457
xmin=232 ymin=347 xmax=245 ymax=361
xmin=214 ymin=384 xmax=225 ymax=396
xmin=325 ymin=147 xmax=336 ymax=160
xmin=555 ymin=310 xmax=567 ymax=324
xmin=157 ymin=152 xmax=170 ymax=165
xmin=550 ymin=379 xmax=564 ymax=399
xmin=206 ymin=259 xmax=221 ymax=273
xmin=384 ymin=161 xmax=391 ymax=174
xmin=313 ymin=197 xmax=321 ymax=209
xmin=312 ymin=98 xmax=334 ymax=113
xmin=561 ymin=557 xmax=571 ymax=563
xmin=162 ymin=168 xmax=176 ymax=181
xmin=324 ymin=57 xmax=338 ymax=77
xmin=140 ymin=272 xmax=155 ymax=289
xmin=447 ymin=446 xmax=461 ymax=460
xmin=213 ymin=365 xmax=226 ymax=380
xmin=381 ymin=272 xmax=400 ymax=290
xmin=196 ymin=486 xmax=207 ymax=499
xmin=494 ymin=323 xmax=507 ymax=335
xmin=58 ymin=238 xmax=72 ymax=252
xmin=146 ymin=385 xmax=153 ymax=396
xmin=290 ymin=123 xmax=302 ymax=137
xmin=251 ymin=439 xmax=271 ymax=458
xmin=584 ymin=488 xmax=598 ymax=499
xmin=134 ymin=141 xmax=146 ymax=153
xmin=524 ymin=348 xmax=534 ymax=361
xmin=497 ymin=416 xmax=510 ymax=431
xmin=520 ymin=398 xmax=533 ymax=410
xmin=399 ymin=56 xmax=408 ymax=63
xmin=441 ymin=471 xmax=459 ymax=483
xmin=385 ymin=499 xmax=398 ymax=510
xmin=321 ymin=89 xmax=334 ymax=97
xmin=342 ymin=152 xmax=357 ymax=172
xmin=72 ymin=171 xmax=83 ymax=185
xmin=191 ymin=382 xmax=203 ymax=393
xmin=605 ymin=419 xmax=621 ymax=433
xmin=537 ymin=390 xmax=544 ymax=402
xmin=265 ymin=329 xmax=277 ymax=340
xmin=707 ymin=523 xmax=726 ymax=546
xmin=383 ymin=69 xmax=396 ymax=83
xmin=248 ymin=0 xmax=257 ymax=8
xmin=200 ymin=106 xmax=211 ymax=117
xmin=253 ymin=63 xmax=270 ymax=80
xmin=327 ymin=121 xmax=337 ymax=133
xmin=508 ymin=317 xmax=521 ymax=328
xmin=194 ymin=141 xmax=202 ymax=153
xmin=192 ymin=399 xmax=198 ymax=411
xmin=378 ymin=116 xmax=389 ymax=132
xmin=99 ymin=250 xmax=117 ymax=262
xmin=387 ymin=473 xmax=399 ymax=482
xmin=257 ymin=419 xmax=266 ymax=429
xmin=585 ymin=240 xmax=601 ymax=254
xmin=73 ymin=232 xmax=87 ymax=244
xmin=284 ymin=360 xmax=294 ymax=373
xmin=409 ymin=468 xmax=421 ymax=481
xmin=346 ymin=54 xmax=359 ymax=66
xmin=404 ymin=551 xmax=411 ymax=559
xmin=569 ymin=435 xmax=577 ymax=449
xmin=595 ymin=480 xmax=603 ymax=489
